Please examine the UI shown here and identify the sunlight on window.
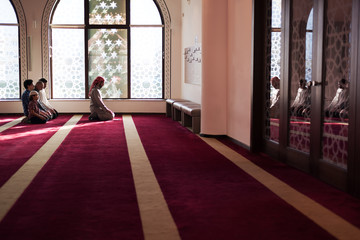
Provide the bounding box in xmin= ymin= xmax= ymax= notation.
xmin=0 ymin=0 xmax=19 ymax=99
xmin=88 ymin=28 xmax=128 ymax=98
xmin=130 ymin=0 xmax=162 ymax=25
xmin=89 ymin=0 xmax=126 ymax=25
xmin=51 ymin=0 xmax=164 ymax=99
xmin=271 ymin=0 xmax=281 ymax=28
xmin=52 ymin=0 xmax=84 ymax=24
xmin=131 ymin=27 xmax=162 ymax=98
xmin=52 ymin=29 xmax=85 ymax=98
xmin=0 ymin=0 xmax=17 ymax=23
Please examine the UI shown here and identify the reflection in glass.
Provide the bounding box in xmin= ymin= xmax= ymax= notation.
xmin=89 ymin=0 xmax=126 ymax=25
xmin=88 ymin=29 xmax=128 ymax=98
xmin=52 ymin=29 xmax=85 ymax=98
xmin=269 ymin=76 xmax=280 ymax=119
xmin=305 ymin=9 xmax=313 ymax=81
xmin=266 ymin=0 xmax=282 ymax=142
xmin=288 ymin=0 xmax=313 ymax=153
xmin=322 ymin=0 xmax=352 ymax=169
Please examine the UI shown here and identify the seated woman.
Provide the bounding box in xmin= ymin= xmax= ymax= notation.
xmin=290 ymin=79 xmax=311 ymax=117
xmin=28 ymin=91 xmax=49 ymax=124
xmin=89 ymin=76 xmax=115 ymax=121
xmin=325 ymin=78 xmax=349 ymax=118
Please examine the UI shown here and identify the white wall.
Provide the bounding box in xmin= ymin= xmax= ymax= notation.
xmin=181 ymin=0 xmax=202 ymax=104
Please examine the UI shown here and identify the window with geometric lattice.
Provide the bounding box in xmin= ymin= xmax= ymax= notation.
xmin=0 ymin=0 xmax=20 ymax=99
xmin=50 ymin=0 xmax=163 ymax=99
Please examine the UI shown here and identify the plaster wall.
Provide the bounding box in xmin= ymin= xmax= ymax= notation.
xmin=201 ymin=0 xmax=228 ymax=135
xmin=226 ymin=0 xmax=252 ymax=146
xmin=181 ymin=0 xmax=202 ymax=104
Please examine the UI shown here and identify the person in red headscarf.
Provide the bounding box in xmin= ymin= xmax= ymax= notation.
xmin=88 ymin=76 xmax=115 ymax=121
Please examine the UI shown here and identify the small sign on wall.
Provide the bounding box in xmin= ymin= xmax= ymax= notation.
xmin=184 ymin=45 xmax=201 ymax=85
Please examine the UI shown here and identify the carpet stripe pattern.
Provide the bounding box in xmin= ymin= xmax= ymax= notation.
xmin=0 ymin=114 xmax=360 ymax=239
xmin=0 ymin=117 xmax=24 ymax=133
xmin=0 ymin=115 xmax=81 ymax=221
xmin=123 ymin=115 xmax=181 ymax=240
xmin=201 ymin=136 xmax=360 ymax=239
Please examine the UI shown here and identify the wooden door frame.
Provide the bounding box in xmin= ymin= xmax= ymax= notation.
xmin=251 ymin=0 xmax=360 ymax=196
xmin=348 ymin=0 xmax=360 ymax=197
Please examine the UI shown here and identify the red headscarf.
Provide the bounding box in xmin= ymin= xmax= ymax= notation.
xmin=89 ymin=76 xmax=105 ymax=97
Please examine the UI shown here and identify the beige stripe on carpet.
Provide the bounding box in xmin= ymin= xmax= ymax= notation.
xmin=200 ymin=136 xmax=360 ymax=240
xmin=0 ymin=114 xmax=82 ymax=222
xmin=0 ymin=117 xmax=24 ymax=133
xmin=123 ymin=115 xmax=181 ymax=240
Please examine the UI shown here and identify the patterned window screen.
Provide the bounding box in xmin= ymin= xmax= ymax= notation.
xmin=51 ymin=0 xmax=163 ymax=99
xmin=0 ymin=0 xmax=19 ymax=99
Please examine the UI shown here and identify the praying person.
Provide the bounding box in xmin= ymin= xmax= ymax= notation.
xmin=88 ymin=76 xmax=115 ymax=121
xmin=269 ymin=76 xmax=280 ymax=118
xmin=325 ymin=78 xmax=349 ymax=118
xmin=290 ymin=79 xmax=311 ymax=117
xmin=28 ymin=91 xmax=48 ymax=124
xmin=38 ymin=78 xmax=59 ymax=118
xmin=34 ymin=81 xmax=56 ymax=119
xmin=21 ymin=79 xmax=35 ymax=123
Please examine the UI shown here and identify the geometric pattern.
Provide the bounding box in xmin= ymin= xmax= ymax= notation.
xmin=321 ymin=0 xmax=352 ymax=169
xmin=0 ymin=0 xmax=27 ymax=98
xmin=288 ymin=0 xmax=313 ymax=153
xmin=41 ymin=0 xmax=171 ymax=99
xmin=265 ymin=0 xmax=282 ymax=142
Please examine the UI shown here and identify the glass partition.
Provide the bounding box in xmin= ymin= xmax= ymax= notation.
xmin=266 ymin=0 xmax=282 ymax=143
xmin=288 ymin=0 xmax=314 ymax=153
xmin=322 ymin=0 xmax=352 ymax=169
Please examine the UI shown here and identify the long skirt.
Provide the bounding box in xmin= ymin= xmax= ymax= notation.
xmin=90 ymin=106 xmax=114 ymax=121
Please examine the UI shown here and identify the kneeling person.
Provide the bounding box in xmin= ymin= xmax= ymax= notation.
xmin=89 ymin=76 xmax=115 ymax=121
xmin=28 ymin=91 xmax=49 ymax=124
xmin=35 ymin=81 xmax=57 ymax=119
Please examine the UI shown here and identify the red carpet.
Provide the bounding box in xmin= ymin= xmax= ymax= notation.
xmin=1 ymin=114 xmax=360 ymax=239
xmin=0 ymin=115 xmax=143 ymax=240
xmin=0 ymin=115 xmax=72 ymax=186
xmin=0 ymin=115 xmax=22 ymax=126
xmin=218 ymin=136 xmax=360 ymax=229
xmin=131 ymin=115 xmax=335 ymax=240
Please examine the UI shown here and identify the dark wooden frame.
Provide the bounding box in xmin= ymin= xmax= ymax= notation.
xmin=251 ymin=0 xmax=360 ymax=197
xmin=348 ymin=0 xmax=360 ymax=197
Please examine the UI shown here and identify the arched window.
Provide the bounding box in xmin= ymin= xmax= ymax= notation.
xmin=49 ymin=0 xmax=166 ymax=99
xmin=305 ymin=8 xmax=313 ymax=82
xmin=0 ymin=0 xmax=20 ymax=99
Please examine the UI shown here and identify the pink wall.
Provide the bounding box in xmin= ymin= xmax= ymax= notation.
xmin=227 ymin=0 xmax=252 ymax=146
xmin=201 ymin=0 xmax=252 ymax=146
xmin=201 ymin=0 xmax=228 ymax=135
